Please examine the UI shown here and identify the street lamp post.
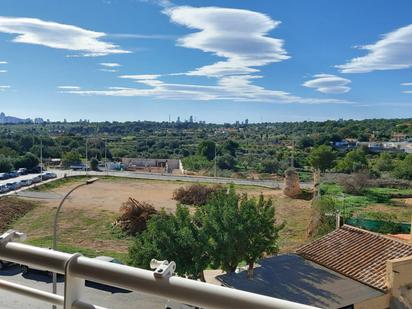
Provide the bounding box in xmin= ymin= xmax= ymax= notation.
xmin=51 ymin=177 xmax=99 ymax=309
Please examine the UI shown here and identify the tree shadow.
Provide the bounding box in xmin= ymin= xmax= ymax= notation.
xmin=86 ymin=281 xmax=131 ymax=294
xmin=217 ymin=254 xmax=382 ymax=308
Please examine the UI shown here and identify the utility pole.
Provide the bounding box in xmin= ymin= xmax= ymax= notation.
xmin=85 ymin=138 xmax=88 ymax=176
xmin=291 ymin=139 xmax=295 ymax=169
xmin=40 ymin=138 xmax=43 ymax=181
xmin=104 ymin=139 xmax=108 ymax=176
xmin=214 ymin=143 xmax=217 ymax=178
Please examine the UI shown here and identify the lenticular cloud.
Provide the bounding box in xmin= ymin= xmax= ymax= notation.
xmin=0 ymin=16 xmax=130 ymax=56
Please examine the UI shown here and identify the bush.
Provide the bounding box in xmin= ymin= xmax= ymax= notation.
xmin=181 ymin=155 xmax=213 ymax=171
xmin=217 ymin=154 xmax=237 ymax=170
xmin=90 ymin=158 xmax=99 ymax=171
xmin=173 ymin=184 xmax=222 ymax=206
xmin=14 ymin=152 xmax=40 ymax=170
xmin=307 ymin=196 xmax=338 ymax=238
xmin=392 ymin=155 xmax=412 ymax=180
xmin=114 ymin=198 xmax=158 ymax=236
xmin=339 ymin=170 xmax=369 ymax=195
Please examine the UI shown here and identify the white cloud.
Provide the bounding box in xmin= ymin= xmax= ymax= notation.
xmin=0 ymin=85 xmax=10 ymax=91
xmin=58 ymin=86 xmax=81 ymax=90
xmin=166 ymin=6 xmax=289 ymax=77
xmin=100 ymin=68 xmax=118 ymax=73
xmin=0 ymin=16 xmax=130 ymax=56
xmin=303 ymin=74 xmax=351 ymax=94
xmin=402 ymin=82 xmax=412 ymax=94
xmin=0 ymin=70 xmax=6 ymax=73
xmin=0 ymin=61 xmax=7 ymax=64
xmin=62 ymin=74 xmax=350 ymax=104
xmin=61 ymin=5 xmax=350 ymax=105
xmin=337 ymin=24 xmax=412 ymax=73
xmin=99 ymin=62 xmax=121 ymax=67
xmin=119 ymin=74 xmax=162 ymax=80
xmin=107 ymin=33 xmax=176 ymax=40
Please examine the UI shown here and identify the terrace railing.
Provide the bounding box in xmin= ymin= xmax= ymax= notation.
xmin=0 ymin=230 xmax=319 ymax=309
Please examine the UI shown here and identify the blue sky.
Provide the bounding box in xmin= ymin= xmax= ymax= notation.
xmin=0 ymin=0 xmax=412 ymax=123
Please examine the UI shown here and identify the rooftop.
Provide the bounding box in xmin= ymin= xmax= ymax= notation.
xmin=296 ymin=225 xmax=412 ymax=290
xmin=216 ymin=254 xmax=383 ymax=308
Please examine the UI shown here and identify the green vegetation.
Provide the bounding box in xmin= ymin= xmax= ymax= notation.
xmin=12 ymin=203 xmax=132 ymax=263
xmin=0 ymin=118 xmax=409 ymax=178
xmin=129 ymin=187 xmax=283 ymax=279
xmin=308 ymin=145 xmax=336 ymax=172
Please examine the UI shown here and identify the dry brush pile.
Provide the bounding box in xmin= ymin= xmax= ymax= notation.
xmin=114 ymin=198 xmax=158 ymax=236
xmin=173 ymin=184 xmax=222 ymax=206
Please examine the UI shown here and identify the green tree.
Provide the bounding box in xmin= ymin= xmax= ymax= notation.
xmin=259 ymin=159 xmax=281 ymax=174
xmin=62 ymin=151 xmax=82 ymax=168
xmin=336 ymin=149 xmax=368 ymax=173
xmin=374 ymin=152 xmax=394 ymax=172
xmin=0 ymin=155 xmax=13 ymax=173
xmin=128 ymin=206 xmax=209 ymax=281
xmin=217 ymin=154 xmax=237 ymax=170
xmin=90 ymin=158 xmax=99 ymax=171
xmin=223 ymin=140 xmax=239 ymax=157
xmin=239 ymin=194 xmax=284 ymax=276
xmin=14 ymin=152 xmax=39 ymax=170
xmin=309 ymin=196 xmax=338 ymax=237
xmin=392 ymin=154 xmax=412 ymax=180
xmin=198 ymin=140 xmax=216 ymax=161
xmin=308 ymin=145 xmax=336 ymax=172
xmin=200 ymin=187 xmax=283 ymax=273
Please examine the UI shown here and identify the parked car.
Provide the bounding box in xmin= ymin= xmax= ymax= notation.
xmin=46 ymin=172 xmax=57 ymax=179
xmin=31 ymin=176 xmax=42 ymax=183
xmin=14 ymin=181 xmax=23 ymax=189
xmin=40 ymin=172 xmax=57 ymax=180
xmin=0 ymin=185 xmax=9 ymax=194
xmin=17 ymin=168 xmax=28 ymax=175
xmin=20 ymin=179 xmax=32 ymax=186
xmin=28 ymin=166 xmax=43 ymax=174
xmin=93 ymin=256 xmax=123 ymax=265
xmin=7 ymin=172 xmax=18 ymax=178
xmin=0 ymin=173 xmax=9 ymax=180
xmin=5 ymin=183 xmax=17 ymax=191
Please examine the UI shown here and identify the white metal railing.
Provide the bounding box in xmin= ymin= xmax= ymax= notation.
xmin=0 ymin=230 xmax=319 ymax=309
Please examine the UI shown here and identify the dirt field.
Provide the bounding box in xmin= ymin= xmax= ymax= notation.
xmin=12 ymin=177 xmax=312 ymax=259
xmin=27 ymin=178 xmax=280 ymax=213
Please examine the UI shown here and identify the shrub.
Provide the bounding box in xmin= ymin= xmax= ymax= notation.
xmin=173 ymin=184 xmax=222 ymax=206
xmin=339 ymin=170 xmax=369 ymax=195
xmin=307 ymin=196 xmax=338 ymax=238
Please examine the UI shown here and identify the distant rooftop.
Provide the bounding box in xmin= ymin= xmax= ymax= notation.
xmin=297 ymin=225 xmax=412 ymax=290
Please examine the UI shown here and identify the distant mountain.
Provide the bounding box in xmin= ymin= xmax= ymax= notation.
xmin=0 ymin=112 xmax=42 ymax=124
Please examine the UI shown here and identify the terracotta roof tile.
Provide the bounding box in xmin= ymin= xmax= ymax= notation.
xmin=296 ymin=225 xmax=412 ymax=290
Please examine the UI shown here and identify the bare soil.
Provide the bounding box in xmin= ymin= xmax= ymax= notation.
xmin=15 ymin=178 xmax=312 ymax=255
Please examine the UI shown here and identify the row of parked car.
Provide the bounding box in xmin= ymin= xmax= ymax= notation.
xmin=0 ymin=168 xmax=31 ymax=180
xmin=0 ymin=172 xmax=57 ymax=194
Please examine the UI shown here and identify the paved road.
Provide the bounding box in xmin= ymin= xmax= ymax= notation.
xmin=0 ymin=265 xmax=166 ymax=308
xmin=56 ymin=169 xmax=313 ymax=189
xmin=0 ymin=173 xmax=65 ymax=198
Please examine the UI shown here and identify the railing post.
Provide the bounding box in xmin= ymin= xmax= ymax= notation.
xmin=64 ymin=253 xmax=84 ymax=309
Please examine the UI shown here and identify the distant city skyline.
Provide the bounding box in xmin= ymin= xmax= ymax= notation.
xmin=1 ymin=0 xmax=412 ymax=122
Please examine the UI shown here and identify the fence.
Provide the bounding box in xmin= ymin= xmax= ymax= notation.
xmin=346 ymin=218 xmax=411 ymax=233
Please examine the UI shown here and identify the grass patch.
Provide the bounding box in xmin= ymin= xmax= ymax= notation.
xmin=12 ymin=201 xmax=133 ymax=263
xmin=26 ymin=236 xmax=128 ymax=262
xmin=0 ymin=197 xmax=39 ymax=232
